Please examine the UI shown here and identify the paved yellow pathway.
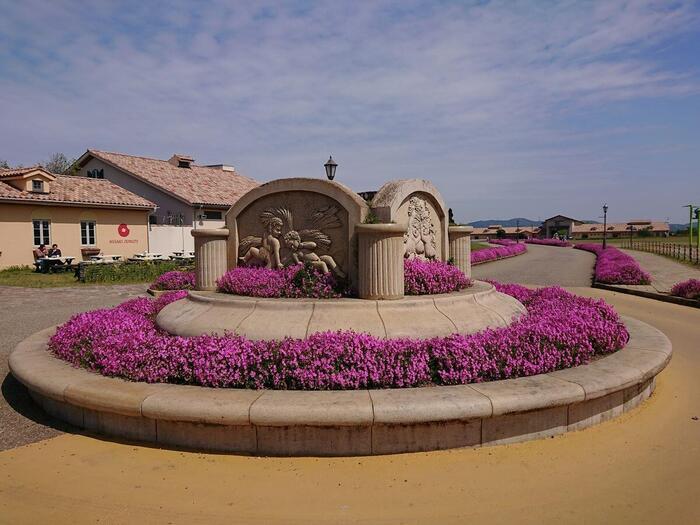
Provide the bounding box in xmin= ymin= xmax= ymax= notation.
xmin=1 ymin=289 xmax=699 ymax=524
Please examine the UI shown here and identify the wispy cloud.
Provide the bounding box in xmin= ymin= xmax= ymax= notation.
xmin=1 ymin=0 xmax=698 ymax=222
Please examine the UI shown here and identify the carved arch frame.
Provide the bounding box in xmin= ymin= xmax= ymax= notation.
xmin=371 ymin=179 xmax=450 ymax=261
xmin=225 ymin=178 xmax=370 ymax=288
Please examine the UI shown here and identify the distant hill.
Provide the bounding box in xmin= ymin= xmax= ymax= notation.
xmin=670 ymin=223 xmax=690 ymax=233
xmin=467 ymin=218 xmax=540 ymax=228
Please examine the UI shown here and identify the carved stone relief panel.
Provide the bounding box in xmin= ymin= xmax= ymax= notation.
xmin=395 ymin=193 xmax=443 ymax=260
xmin=235 ymin=191 xmax=349 ymax=276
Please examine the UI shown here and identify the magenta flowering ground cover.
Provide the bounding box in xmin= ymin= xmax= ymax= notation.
xmin=217 ymin=259 xmax=470 ymax=298
xmin=471 ymin=243 xmax=527 ymax=265
xmin=525 ymin=239 xmax=571 ymax=247
xmin=488 ymin=239 xmax=517 ymax=246
xmin=403 ymin=259 xmax=470 ymax=295
xmin=217 ymin=264 xmax=344 ymax=299
xmin=574 ymin=244 xmax=651 ymax=285
xmin=149 ymin=270 xmax=196 ymax=291
xmin=49 ymin=282 xmax=628 ymax=390
xmin=670 ymin=279 xmax=700 ymax=300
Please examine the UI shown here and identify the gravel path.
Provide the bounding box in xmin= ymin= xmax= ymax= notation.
xmin=471 ymin=244 xmax=595 ymax=286
xmin=0 ymin=284 xmax=147 ymax=451
xmin=619 ymin=249 xmax=700 ymax=293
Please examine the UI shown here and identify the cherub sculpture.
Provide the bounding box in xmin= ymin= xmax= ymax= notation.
xmin=238 ymin=205 xmax=345 ymax=276
xmin=283 ymin=230 xmax=345 ymax=277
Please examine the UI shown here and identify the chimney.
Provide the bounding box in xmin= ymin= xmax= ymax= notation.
xmin=169 ymin=154 xmax=194 ymax=168
xmin=205 ymin=164 xmax=235 ymax=172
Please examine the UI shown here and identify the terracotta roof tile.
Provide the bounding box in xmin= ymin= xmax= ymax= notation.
xmin=571 ymin=222 xmax=669 ymax=233
xmin=85 ymin=150 xmax=259 ymax=206
xmin=0 ymin=172 xmax=155 ymax=209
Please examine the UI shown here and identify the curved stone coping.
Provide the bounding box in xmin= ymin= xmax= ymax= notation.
xmin=155 ymin=280 xmax=527 ymax=340
xmin=354 ymin=223 xmax=407 ymax=235
xmin=191 ymin=228 xmax=229 ymax=238
xmin=9 ymin=316 xmax=671 ymax=456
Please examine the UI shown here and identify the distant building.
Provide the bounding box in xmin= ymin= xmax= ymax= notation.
xmin=0 ymin=166 xmax=154 ymax=268
xmin=540 ymin=215 xmax=584 ymax=239
xmin=471 ymin=224 xmax=539 ymax=240
xmin=73 ymin=150 xmax=258 ymax=254
xmin=571 ymin=220 xmax=669 ymax=240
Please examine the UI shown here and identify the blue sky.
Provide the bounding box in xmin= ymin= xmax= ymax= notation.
xmin=1 ymin=0 xmax=698 ymax=223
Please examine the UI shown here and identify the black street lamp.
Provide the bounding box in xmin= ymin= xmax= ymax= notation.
xmin=324 ymin=156 xmax=337 ymax=181
xmin=602 ymin=204 xmax=608 ymax=249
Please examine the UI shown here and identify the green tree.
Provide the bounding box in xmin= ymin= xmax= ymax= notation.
xmin=0 ymin=159 xmax=10 ymax=169
xmin=496 ymin=228 xmax=506 ymax=239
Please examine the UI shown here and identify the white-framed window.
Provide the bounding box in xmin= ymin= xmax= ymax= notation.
xmin=32 ymin=219 xmax=50 ymax=246
xmin=32 ymin=180 xmax=44 ymax=192
xmin=80 ymin=221 xmax=96 ymax=245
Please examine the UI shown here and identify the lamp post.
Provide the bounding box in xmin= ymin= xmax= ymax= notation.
xmin=602 ymin=204 xmax=608 ymax=250
xmin=324 ymin=156 xmax=337 ymax=181
xmin=516 ymin=219 xmax=520 ymax=244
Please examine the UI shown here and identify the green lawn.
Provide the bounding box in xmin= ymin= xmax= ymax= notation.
xmin=471 ymin=241 xmax=491 ymax=252
xmin=0 ymin=266 xmax=151 ymax=288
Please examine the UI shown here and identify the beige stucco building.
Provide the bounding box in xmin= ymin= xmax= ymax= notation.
xmin=0 ymin=166 xmax=155 ymax=268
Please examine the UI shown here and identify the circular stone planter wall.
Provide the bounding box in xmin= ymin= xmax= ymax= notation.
xmin=9 ymin=316 xmax=671 ymax=456
xmin=156 ymin=280 xmax=526 ymax=340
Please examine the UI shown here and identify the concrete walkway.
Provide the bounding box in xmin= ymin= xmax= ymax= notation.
xmin=619 ymin=248 xmax=700 ymax=294
xmin=1 ymin=289 xmax=698 ymax=524
xmin=0 ymin=284 xmax=147 ymax=451
xmin=472 ymin=244 xmax=595 ymax=286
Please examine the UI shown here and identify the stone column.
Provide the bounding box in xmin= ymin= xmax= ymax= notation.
xmin=356 ymin=224 xmax=406 ymax=300
xmin=448 ymin=225 xmax=473 ymax=278
xmin=192 ymin=228 xmax=229 ymax=291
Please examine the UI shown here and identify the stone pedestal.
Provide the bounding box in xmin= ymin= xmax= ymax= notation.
xmin=356 ymin=224 xmax=406 ymax=300
xmin=448 ymin=226 xmax=473 ymax=278
xmin=192 ymin=229 xmax=229 ymax=291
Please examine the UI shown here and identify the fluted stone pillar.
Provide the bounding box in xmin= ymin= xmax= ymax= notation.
xmin=356 ymin=224 xmax=406 ymax=300
xmin=192 ymin=228 xmax=229 ymax=291
xmin=448 ymin=225 xmax=473 ymax=279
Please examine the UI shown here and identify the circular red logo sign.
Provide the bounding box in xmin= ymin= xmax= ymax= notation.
xmin=117 ymin=224 xmax=130 ymax=237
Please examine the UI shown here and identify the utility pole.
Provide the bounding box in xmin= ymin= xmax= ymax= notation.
xmin=684 ymin=205 xmax=694 ymax=255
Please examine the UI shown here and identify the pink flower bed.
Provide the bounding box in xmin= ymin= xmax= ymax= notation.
xmin=149 ymin=270 xmax=196 ymax=291
xmin=525 ymin=239 xmax=571 ymax=247
xmin=574 ymin=244 xmax=651 ymax=285
xmin=471 ymin=243 xmax=527 ymax=265
xmin=48 ymin=283 xmax=628 ymax=390
xmin=217 ymin=259 xmax=470 ymax=298
xmin=217 ymin=265 xmax=343 ymax=299
xmin=488 ymin=239 xmax=517 ymax=246
xmin=404 ymin=259 xmax=470 ymax=295
xmin=670 ymin=279 xmax=700 ymax=300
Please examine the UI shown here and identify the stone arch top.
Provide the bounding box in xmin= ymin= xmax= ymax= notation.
xmin=226 ymin=177 xmax=370 ymax=288
xmin=371 ymin=179 xmax=449 ymax=261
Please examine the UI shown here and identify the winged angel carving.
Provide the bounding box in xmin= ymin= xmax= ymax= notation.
xmin=239 ymin=205 xmax=345 ymax=277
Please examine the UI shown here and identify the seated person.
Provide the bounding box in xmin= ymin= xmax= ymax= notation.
xmin=47 ymin=244 xmax=62 ymax=257
xmin=33 ymin=244 xmax=48 ymax=260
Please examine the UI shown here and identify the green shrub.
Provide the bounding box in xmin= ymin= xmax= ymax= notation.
xmin=80 ymin=261 xmax=193 ymax=284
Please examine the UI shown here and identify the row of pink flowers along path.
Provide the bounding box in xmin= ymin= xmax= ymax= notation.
xmin=471 ymin=243 xmax=527 ymax=265
xmin=488 ymin=239 xmax=517 ymax=246
xmin=670 ymin=279 xmax=700 ymax=300
xmin=525 ymin=238 xmax=572 ymax=247
xmin=48 ymin=283 xmax=628 ymax=390
xmin=574 ymin=244 xmax=651 ymax=285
